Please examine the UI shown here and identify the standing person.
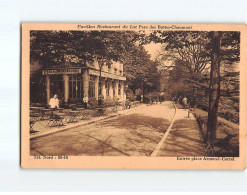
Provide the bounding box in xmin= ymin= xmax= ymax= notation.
xmin=83 ymin=96 xmax=88 ymax=109
xmin=159 ymin=95 xmax=162 ymax=104
xmin=49 ymin=94 xmax=59 ymax=116
xmin=182 ymin=96 xmax=188 ymax=109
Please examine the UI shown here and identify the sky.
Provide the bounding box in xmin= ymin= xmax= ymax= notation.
xmin=144 ymin=42 xmax=174 ymax=69
xmin=144 ymin=42 xmax=162 ymax=60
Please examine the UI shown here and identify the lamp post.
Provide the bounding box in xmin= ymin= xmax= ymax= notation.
xmin=98 ymin=62 xmax=104 ymax=106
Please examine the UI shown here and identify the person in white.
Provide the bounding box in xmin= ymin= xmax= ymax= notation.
xmin=49 ymin=94 xmax=59 ymax=109
xmin=83 ymin=96 xmax=88 ymax=103
xmin=83 ymin=96 xmax=88 ymax=109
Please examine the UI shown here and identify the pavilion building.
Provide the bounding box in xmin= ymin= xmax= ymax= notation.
xmin=31 ymin=60 xmax=126 ymax=105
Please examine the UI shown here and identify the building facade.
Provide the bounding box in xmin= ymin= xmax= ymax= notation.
xmin=39 ymin=60 xmax=126 ymax=105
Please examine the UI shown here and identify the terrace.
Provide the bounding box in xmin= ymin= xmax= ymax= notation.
xmin=29 ymin=99 xmax=141 ymax=137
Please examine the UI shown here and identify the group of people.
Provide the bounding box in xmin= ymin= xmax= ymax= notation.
xmin=51 ymin=94 xmax=190 ymax=110
xmin=172 ymin=96 xmax=189 ymax=109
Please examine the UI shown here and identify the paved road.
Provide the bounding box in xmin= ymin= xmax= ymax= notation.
xmin=30 ymin=102 xmax=175 ymax=156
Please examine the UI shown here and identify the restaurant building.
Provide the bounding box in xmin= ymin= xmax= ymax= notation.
xmin=31 ymin=60 xmax=126 ymax=105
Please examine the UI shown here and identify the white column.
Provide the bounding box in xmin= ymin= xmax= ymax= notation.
xmin=46 ymin=75 xmax=50 ymax=104
xmin=115 ymin=80 xmax=118 ymax=99
xmin=63 ymin=74 xmax=69 ymax=103
xmin=83 ymin=70 xmax=89 ymax=98
xmin=120 ymin=80 xmax=124 ymax=101
xmin=95 ymin=76 xmax=99 ymax=100
xmin=102 ymin=79 xmax=106 ymax=99
xmin=109 ymin=80 xmax=113 ymax=99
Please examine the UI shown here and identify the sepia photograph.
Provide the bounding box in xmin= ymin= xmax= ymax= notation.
xmin=2 ymin=0 xmax=247 ymax=192
xmin=21 ymin=23 xmax=246 ymax=169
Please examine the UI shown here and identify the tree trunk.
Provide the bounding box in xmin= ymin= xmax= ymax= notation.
xmin=206 ymin=31 xmax=222 ymax=148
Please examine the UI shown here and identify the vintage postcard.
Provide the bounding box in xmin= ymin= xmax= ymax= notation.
xmin=21 ymin=23 xmax=246 ymax=169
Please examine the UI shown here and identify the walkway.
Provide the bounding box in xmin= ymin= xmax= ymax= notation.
xmin=30 ymin=102 xmax=175 ymax=156
xmin=157 ymin=107 xmax=208 ymax=157
xmin=30 ymin=105 xmax=146 ymax=139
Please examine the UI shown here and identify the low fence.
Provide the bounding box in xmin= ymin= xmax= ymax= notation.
xmin=193 ymin=111 xmax=208 ymax=143
xmin=192 ymin=108 xmax=239 ymax=157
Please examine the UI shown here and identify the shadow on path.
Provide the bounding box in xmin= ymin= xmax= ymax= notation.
xmin=30 ymin=112 xmax=172 ymax=156
xmin=157 ymin=110 xmax=208 ymax=157
xmin=98 ymin=114 xmax=170 ymax=133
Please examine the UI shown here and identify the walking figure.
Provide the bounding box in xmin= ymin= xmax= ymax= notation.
xmin=182 ymin=97 xmax=188 ymax=109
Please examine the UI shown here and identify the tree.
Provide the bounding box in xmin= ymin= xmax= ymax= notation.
xmin=146 ymin=30 xmax=240 ymax=148
xmin=123 ymin=45 xmax=160 ymax=100
xmin=146 ymin=31 xmax=211 ymax=74
xmin=206 ymin=31 xmax=222 ymax=148
xmin=30 ymin=30 xmax=160 ymax=103
xmin=146 ymin=31 xmax=212 ymax=106
xmin=30 ymin=30 xmax=140 ymax=67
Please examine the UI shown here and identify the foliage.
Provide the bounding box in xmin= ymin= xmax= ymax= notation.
xmin=124 ymin=46 xmax=160 ymax=95
xmin=30 ymin=30 xmax=140 ymax=66
xmin=30 ymin=30 xmax=161 ymax=100
xmin=146 ymin=31 xmax=240 ymax=124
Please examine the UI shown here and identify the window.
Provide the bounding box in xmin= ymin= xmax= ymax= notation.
xmin=108 ymin=64 xmax=111 ymax=72
xmin=89 ymin=76 xmax=96 ymax=98
xmin=69 ymin=74 xmax=83 ymax=98
xmin=105 ymin=80 xmax=109 ymax=97
xmin=50 ymin=75 xmax=64 ymax=99
xmin=113 ymin=83 xmax=115 ymax=96
xmin=118 ymin=82 xmax=121 ymax=95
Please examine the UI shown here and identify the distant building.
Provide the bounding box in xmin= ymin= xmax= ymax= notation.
xmin=30 ymin=60 xmax=126 ymax=105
